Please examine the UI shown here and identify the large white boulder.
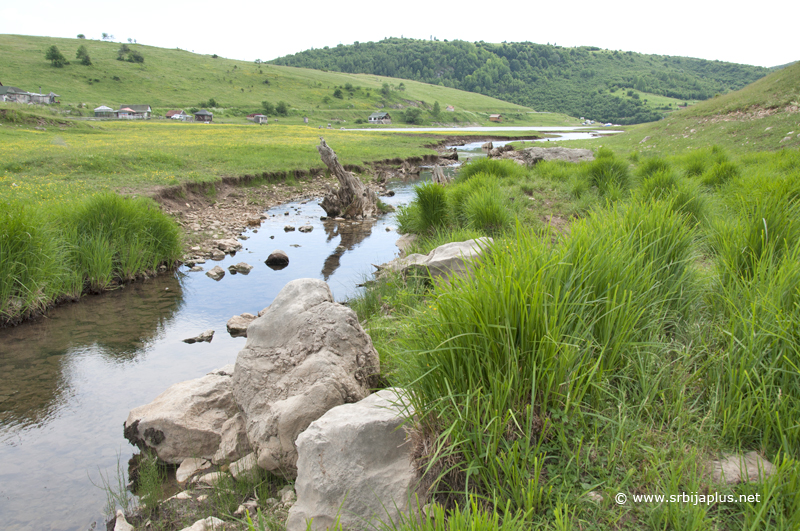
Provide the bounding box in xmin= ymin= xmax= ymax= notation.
xmin=382 ymin=237 xmax=492 ymax=281
xmin=124 ymin=366 xmax=238 ymax=464
xmin=286 ymin=388 xmax=420 ymax=531
xmin=232 ymin=279 xmax=380 ymax=477
xmin=518 ymin=146 xmax=595 ymax=164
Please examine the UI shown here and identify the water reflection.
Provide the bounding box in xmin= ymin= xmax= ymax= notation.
xmin=321 ymin=219 xmax=376 ymax=279
xmin=0 ymin=275 xmax=185 ymax=434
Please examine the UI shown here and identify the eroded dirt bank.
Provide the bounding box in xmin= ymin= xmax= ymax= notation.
xmin=151 ymin=152 xmax=450 ymax=262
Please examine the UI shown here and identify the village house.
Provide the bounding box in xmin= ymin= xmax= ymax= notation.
xmin=119 ymin=104 xmax=152 ymax=119
xmin=368 ymin=111 xmax=392 ymax=124
xmin=446 ymin=105 xmax=455 ymax=112
xmin=94 ymin=105 xmax=115 ymax=118
xmin=489 ymin=114 xmax=503 ymax=123
xmin=116 ymin=107 xmax=138 ymax=119
xmin=194 ymin=109 xmax=213 ymax=122
xmin=0 ymin=84 xmax=58 ymax=104
xmin=0 ymin=86 xmax=30 ymax=103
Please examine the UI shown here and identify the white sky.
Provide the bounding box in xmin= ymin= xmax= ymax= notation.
xmin=1 ymin=0 xmax=796 ymax=68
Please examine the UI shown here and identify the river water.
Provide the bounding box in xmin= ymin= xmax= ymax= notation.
xmin=0 ymin=131 xmax=608 ymax=530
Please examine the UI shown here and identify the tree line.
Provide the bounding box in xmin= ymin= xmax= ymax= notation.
xmin=270 ymin=39 xmax=769 ymax=124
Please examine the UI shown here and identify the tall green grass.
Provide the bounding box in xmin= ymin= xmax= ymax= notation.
xmin=398 ymin=199 xmax=699 ymax=514
xmin=0 ymin=193 xmax=182 ymax=323
xmin=587 ymin=154 xmax=631 ymax=197
xmin=457 ymin=158 xmax=527 ymax=181
xmin=349 ymin=146 xmax=800 ymax=530
xmin=705 ymin=165 xmax=800 ymax=455
xmin=398 ymin=166 xmax=516 ymax=238
xmin=708 ymin=241 xmax=800 ymax=455
xmin=0 ymin=203 xmax=78 ymax=321
xmin=637 ymin=169 xmax=710 ymax=225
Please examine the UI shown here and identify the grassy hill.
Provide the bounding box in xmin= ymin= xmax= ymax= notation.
xmin=270 ymin=38 xmax=772 ymax=124
xmin=562 ymin=60 xmax=800 ymax=155
xmin=0 ymin=34 xmax=577 ymax=127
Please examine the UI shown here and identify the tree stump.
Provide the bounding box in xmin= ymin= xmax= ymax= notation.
xmin=317 ymin=138 xmax=380 ymax=219
xmin=431 ymin=164 xmax=451 ymax=185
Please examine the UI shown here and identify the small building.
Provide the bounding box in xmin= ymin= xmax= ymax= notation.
xmin=246 ymin=113 xmax=267 ymax=124
xmin=446 ymin=105 xmax=455 ymax=112
xmin=166 ymin=109 xmax=189 ymax=120
xmin=94 ymin=105 xmax=115 ymax=118
xmin=116 ymin=107 xmax=138 ymax=119
xmin=194 ymin=109 xmax=213 ymax=122
xmin=303 ymin=116 xmax=308 ymax=124
xmin=0 ymin=86 xmax=32 ymax=103
xmin=368 ymin=111 xmax=392 ymax=124
xmin=119 ymin=104 xmax=152 ymax=119
xmin=489 ymin=114 xmax=503 ymax=123
xmin=30 ymin=91 xmax=59 ymax=104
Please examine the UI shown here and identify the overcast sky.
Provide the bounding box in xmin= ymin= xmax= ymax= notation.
xmin=1 ymin=0 xmax=796 ymax=68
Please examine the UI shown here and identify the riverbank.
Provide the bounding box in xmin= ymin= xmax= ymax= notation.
xmin=1 ymin=119 xmax=544 ymax=326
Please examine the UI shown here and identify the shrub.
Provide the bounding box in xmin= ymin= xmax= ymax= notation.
xmin=128 ymin=50 xmax=144 ymax=63
xmin=404 ymin=107 xmax=424 ymax=125
xmin=276 ymin=101 xmax=289 ymax=116
xmin=333 ymin=88 xmax=344 ymax=99
xmin=117 ymin=44 xmax=130 ymax=60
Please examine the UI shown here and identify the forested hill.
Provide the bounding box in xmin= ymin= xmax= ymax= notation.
xmin=271 ymin=39 xmax=770 ymax=124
